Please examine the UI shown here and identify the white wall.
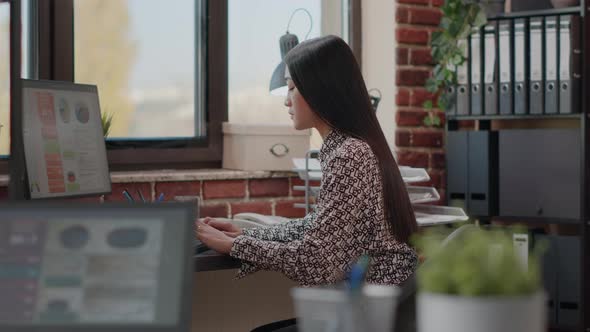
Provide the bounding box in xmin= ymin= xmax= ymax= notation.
xmin=361 ymin=0 xmax=397 ymax=151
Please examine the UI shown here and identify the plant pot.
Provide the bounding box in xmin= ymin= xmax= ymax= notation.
xmin=417 ymin=291 xmax=546 ymax=332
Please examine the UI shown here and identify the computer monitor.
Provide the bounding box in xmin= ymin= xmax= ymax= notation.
xmin=21 ymin=79 xmax=111 ymax=199
xmin=0 ymin=202 xmax=195 ymax=332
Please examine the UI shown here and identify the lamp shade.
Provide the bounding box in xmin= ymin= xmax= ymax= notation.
xmin=269 ymin=32 xmax=299 ymax=96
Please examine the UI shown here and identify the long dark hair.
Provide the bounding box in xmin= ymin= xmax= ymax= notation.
xmin=284 ymin=35 xmax=418 ymax=244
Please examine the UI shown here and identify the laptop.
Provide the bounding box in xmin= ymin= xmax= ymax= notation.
xmin=0 ymin=202 xmax=195 ymax=332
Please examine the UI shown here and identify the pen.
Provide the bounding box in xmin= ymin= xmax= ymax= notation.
xmin=122 ymin=189 xmax=134 ymax=202
xmin=157 ymin=192 xmax=165 ymax=202
xmin=137 ymin=189 xmax=146 ymax=203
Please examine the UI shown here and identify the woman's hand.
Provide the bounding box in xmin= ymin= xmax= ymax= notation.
xmin=196 ymin=221 xmax=236 ymax=254
xmin=201 ymin=217 xmax=243 ymax=238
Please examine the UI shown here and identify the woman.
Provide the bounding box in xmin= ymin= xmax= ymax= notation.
xmin=196 ymin=35 xmax=418 ymax=287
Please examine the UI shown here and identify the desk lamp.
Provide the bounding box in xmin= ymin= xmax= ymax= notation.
xmin=269 ymin=8 xmax=313 ymax=96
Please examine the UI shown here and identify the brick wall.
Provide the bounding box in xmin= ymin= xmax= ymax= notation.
xmin=395 ymin=0 xmax=447 ymax=203
xmin=0 ymin=176 xmax=314 ymax=219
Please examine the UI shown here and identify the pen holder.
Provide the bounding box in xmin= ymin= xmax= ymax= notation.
xmin=291 ymin=284 xmax=400 ymax=332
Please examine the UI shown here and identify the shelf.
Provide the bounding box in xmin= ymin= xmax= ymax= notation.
xmin=414 ymin=204 xmax=469 ymax=226
xmin=399 ymin=166 xmax=430 ymax=183
xmin=488 ymin=6 xmax=582 ymax=20
xmin=490 ymin=216 xmax=581 ymax=225
xmin=407 ymin=186 xmax=440 ymax=204
xmin=447 ymin=113 xmax=583 ymax=121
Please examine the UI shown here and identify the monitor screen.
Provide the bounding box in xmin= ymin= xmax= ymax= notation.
xmin=0 ymin=203 xmax=194 ymax=332
xmin=21 ymin=79 xmax=111 ymax=199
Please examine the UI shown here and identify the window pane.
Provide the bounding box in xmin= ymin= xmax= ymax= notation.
xmin=228 ymin=0 xmax=351 ymax=149
xmin=0 ymin=1 xmax=30 ymax=157
xmin=74 ymin=0 xmax=203 ymax=139
xmin=0 ymin=4 xmax=9 ymax=156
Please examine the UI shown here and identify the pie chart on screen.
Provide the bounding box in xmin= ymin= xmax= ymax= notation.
xmin=75 ymin=102 xmax=90 ymax=124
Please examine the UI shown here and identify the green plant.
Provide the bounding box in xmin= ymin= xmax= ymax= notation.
xmin=413 ymin=226 xmax=544 ymax=296
xmin=424 ymin=0 xmax=488 ymax=115
xmin=101 ymin=111 xmax=114 ymax=137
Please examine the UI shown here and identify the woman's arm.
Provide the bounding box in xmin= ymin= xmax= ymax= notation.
xmin=230 ymin=155 xmax=371 ymax=285
xmin=242 ymin=212 xmax=316 ymax=242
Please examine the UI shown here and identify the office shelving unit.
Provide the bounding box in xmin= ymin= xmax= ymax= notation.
xmin=444 ymin=4 xmax=588 ymax=331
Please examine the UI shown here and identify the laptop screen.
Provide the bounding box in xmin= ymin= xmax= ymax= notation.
xmin=0 ymin=203 xmax=194 ymax=332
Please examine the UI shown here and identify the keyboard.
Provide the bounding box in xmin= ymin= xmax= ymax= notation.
xmin=194 ymin=239 xmax=210 ymax=254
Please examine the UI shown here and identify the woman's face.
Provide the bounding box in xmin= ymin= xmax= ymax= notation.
xmin=285 ymin=78 xmax=318 ymax=130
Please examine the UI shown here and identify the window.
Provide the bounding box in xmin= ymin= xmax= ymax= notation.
xmin=0 ymin=0 xmax=31 ymax=157
xmin=228 ymin=0 xmax=357 ymax=149
xmin=74 ymin=0 xmax=205 ymax=140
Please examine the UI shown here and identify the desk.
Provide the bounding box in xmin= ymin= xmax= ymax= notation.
xmin=194 ymin=250 xmax=240 ymax=272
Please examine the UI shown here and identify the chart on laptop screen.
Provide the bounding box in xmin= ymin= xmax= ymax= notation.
xmin=0 ymin=217 xmax=178 ymax=325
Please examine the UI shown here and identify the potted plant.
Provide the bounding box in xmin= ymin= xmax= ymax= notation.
xmin=101 ymin=111 xmax=113 ymax=137
xmin=414 ymin=226 xmax=546 ymax=332
xmin=423 ymin=0 xmax=488 ymax=124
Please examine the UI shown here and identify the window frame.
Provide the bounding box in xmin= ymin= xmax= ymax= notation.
xmin=3 ymin=0 xmax=361 ymax=173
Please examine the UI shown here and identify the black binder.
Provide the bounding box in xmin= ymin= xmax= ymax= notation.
xmin=544 ymin=16 xmax=558 ymax=114
xmin=559 ymin=15 xmax=581 ymax=114
xmin=484 ymin=23 xmax=498 ymax=115
xmin=529 ymin=18 xmax=544 ymax=114
xmin=514 ymin=19 xmax=527 ymax=114
xmin=456 ymin=39 xmax=470 ymax=115
xmin=499 ymin=21 xmax=512 ymax=115
xmin=470 ymin=29 xmax=483 ymax=115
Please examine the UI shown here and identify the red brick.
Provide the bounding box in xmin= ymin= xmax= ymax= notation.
xmin=410 ymin=88 xmax=437 ymax=107
xmin=413 ymin=131 xmax=444 ymax=147
xmin=408 ymin=7 xmax=442 ymax=26
xmin=104 ymin=182 xmax=152 ymax=202
xmin=437 ymin=188 xmax=447 ymax=205
xmin=249 ymin=178 xmax=289 ymax=198
xmin=431 ymin=151 xmax=446 ymax=168
xmin=396 ymin=69 xmax=431 ymax=87
xmin=201 ymin=204 xmax=229 ymax=218
xmin=396 ymin=88 xmax=411 ymax=106
xmin=431 ymin=0 xmax=445 ymax=7
xmin=275 ymin=200 xmax=307 ymax=218
xmin=398 ymin=0 xmax=430 ymax=4
xmin=397 ymin=150 xmax=429 ymax=168
xmin=231 ymin=201 xmax=272 ymax=216
xmin=291 ymin=178 xmax=321 ymax=197
xmin=410 ymin=48 xmax=433 ymax=66
xmin=434 ymin=111 xmax=446 ymax=126
xmin=458 ymin=120 xmax=476 ymax=129
xmin=0 ymin=186 xmax=8 ymax=201
xmin=439 ymin=170 xmax=447 ymax=190
xmin=397 ymin=130 xmax=443 ymax=148
xmin=396 ymin=7 xmax=409 ymax=23
xmin=396 ymin=110 xmax=428 ymax=127
xmin=203 ymin=180 xmax=246 ymax=200
xmin=396 ymin=130 xmax=412 ymax=147
xmin=396 ymin=28 xmax=429 ymax=45
xmin=397 ymin=47 xmax=409 ymax=65
xmin=155 ymin=181 xmax=200 ymax=201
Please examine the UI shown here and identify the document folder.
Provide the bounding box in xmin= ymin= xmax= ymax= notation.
xmin=514 ymin=19 xmax=527 ymax=114
xmin=544 ymin=16 xmax=558 ymax=114
xmin=470 ymin=29 xmax=483 ymax=115
xmin=559 ymin=15 xmax=581 ymax=114
xmin=499 ymin=21 xmax=512 ymax=115
xmin=529 ymin=18 xmax=544 ymax=114
xmin=484 ymin=23 xmax=498 ymax=115
xmin=457 ymin=39 xmax=470 ymax=115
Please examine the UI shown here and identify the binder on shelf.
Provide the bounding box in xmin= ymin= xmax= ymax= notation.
xmin=446 ymin=63 xmax=457 ymax=115
xmin=559 ymin=15 xmax=581 ymax=114
xmin=484 ymin=23 xmax=498 ymax=115
xmin=456 ymin=39 xmax=469 ymax=115
xmin=529 ymin=18 xmax=544 ymax=114
xmin=544 ymin=16 xmax=558 ymax=114
xmin=499 ymin=21 xmax=513 ymax=115
xmin=514 ymin=19 xmax=527 ymax=115
xmin=470 ymin=29 xmax=483 ymax=115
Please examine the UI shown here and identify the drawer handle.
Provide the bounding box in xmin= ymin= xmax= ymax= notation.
xmin=270 ymin=143 xmax=289 ymax=157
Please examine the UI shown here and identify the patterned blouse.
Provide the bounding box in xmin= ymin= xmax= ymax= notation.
xmin=230 ymin=130 xmax=418 ymax=286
